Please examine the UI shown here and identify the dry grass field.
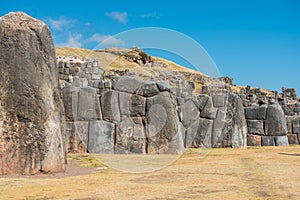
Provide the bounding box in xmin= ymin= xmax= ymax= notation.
xmin=0 ymin=146 xmax=299 ymax=200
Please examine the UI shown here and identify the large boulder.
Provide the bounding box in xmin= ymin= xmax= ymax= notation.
xmin=66 ymin=121 xmax=88 ymax=153
xmin=0 ymin=12 xmax=66 ymax=175
xmin=247 ymin=120 xmax=264 ymax=135
xmin=265 ymin=104 xmax=287 ymax=136
xmin=181 ymin=100 xmax=200 ymax=128
xmin=101 ymin=90 xmax=120 ymax=123
xmin=115 ymin=117 xmax=146 ymax=154
xmin=212 ymin=94 xmax=247 ymax=148
xmin=244 ymin=106 xmax=267 ymax=120
xmin=87 ymin=120 xmax=115 ymax=154
xmin=146 ymin=92 xmax=183 ymax=154
xmin=192 ymin=118 xmax=213 ymax=148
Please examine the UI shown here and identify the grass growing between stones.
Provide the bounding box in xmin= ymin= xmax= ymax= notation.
xmin=0 ymin=146 xmax=300 ymax=200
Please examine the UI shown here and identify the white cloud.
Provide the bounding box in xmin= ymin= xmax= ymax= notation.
xmin=86 ymin=33 xmax=124 ymax=46
xmin=56 ymin=34 xmax=83 ymax=48
xmin=105 ymin=11 xmax=128 ymax=24
xmin=48 ymin=16 xmax=76 ymax=31
xmin=141 ymin=12 xmax=161 ymax=19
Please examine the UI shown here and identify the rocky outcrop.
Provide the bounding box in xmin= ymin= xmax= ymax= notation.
xmin=0 ymin=12 xmax=66 ymax=175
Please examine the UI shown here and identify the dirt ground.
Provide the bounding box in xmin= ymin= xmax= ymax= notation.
xmin=0 ymin=146 xmax=299 ymax=200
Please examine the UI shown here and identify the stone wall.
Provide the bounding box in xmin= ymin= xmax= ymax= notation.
xmin=59 ymin=56 xmax=294 ymax=154
xmin=56 ymin=53 xmax=299 ymax=154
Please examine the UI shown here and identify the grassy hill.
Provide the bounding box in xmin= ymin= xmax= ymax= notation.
xmin=56 ymin=47 xmax=274 ymax=96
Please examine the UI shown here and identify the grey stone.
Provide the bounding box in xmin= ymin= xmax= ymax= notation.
xmin=244 ymin=106 xmax=267 ymax=120
xmin=194 ymin=94 xmax=209 ymax=111
xmin=0 ymin=12 xmax=66 ymax=174
xmin=212 ymin=94 xmax=247 ymax=148
xmin=77 ymin=87 xmax=102 ymax=121
xmin=200 ymin=96 xmax=217 ymax=119
xmin=113 ymin=76 xmax=142 ymax=94
xmin=118 ymin=92 xmax=146 ymax=117
xmin=185 ymin=119 xmax=200 ymax=148
xmin=247 ymin=120 xmax=264 ymax=135
xmin=130 ymin=94 xmax=146 ymax=116
xmin=261 ymin=136 xmax=275 ymax=146
xmin=177 ymin=97 xmax=185 ymax=106
xmin=292 ymin=118 xmax=300 ymax=134
xmin=287 ymin=134 xmax=299 ymax=145
xmin=274 ymin=136 xmax=289 ymax=146
xmin=181 ymin=100 xmax=200 ymax=128
xmin=104 ymin=79 xmax=112 ymax=89
xmin=212 ymin=108 xmax=227 ymax=148
xmin=137 ymin=81 xmax=160 ymax=97
xmin=286 ymin=116 xmax=294 ymax=134
xmin=193 ymin=118 xmax=213 ymax=148
xmin=265 ymin=104 xmax=287 ymax=136
xmin=247 ymin=134 xmax=262 ymax=146
xmin=115 ymin=117 xmax=146 ymax=154
xmin=62 ymin=86 xmax=79 ymax=121
xmin=212 ymin=94 xmax=227 ymax=107
xmin=146 ymin=92 xmax=181 ymax=154
xmin=87 ymin=120 xmax=115 ymax=154
xmin=73 ymin=76 xmax=80 ymax=87
xmin=66 ymin=121 xmax=88 ymax=153
xmin=156 ymin=80 xmax=171 ymax=92
xmin=101 ymin=91 xmax=120 ymax=123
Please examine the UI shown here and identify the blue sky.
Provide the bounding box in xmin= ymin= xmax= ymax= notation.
xmin=1 ymin=0 xmax=300 ymax=93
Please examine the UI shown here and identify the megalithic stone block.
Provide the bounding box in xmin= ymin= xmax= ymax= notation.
xmin=262 ymin=136 xmax=275 ymax=146
xmin=62 ymin=86 xmax=79 ymax=121
xmin=101 ymin=90 xmax=120 ymax=123
xmin=265 ymin=104 xmax=287 ymax=136
xmin=247 ymin=134 xmax=262 ymax=146
xmin=274 ymin=136 xmax=289 ymax=146
xmin=115 ymin=117 xmax=146 ymax=154
xmin=0 ymin=12 xmax=66 ymax=174
xmin=77 ymin=87 xmax=102 ymax=121
xmin=87 ymin=120 xmax=115 ymax=154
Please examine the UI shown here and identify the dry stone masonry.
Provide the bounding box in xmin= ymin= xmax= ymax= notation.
xmin=0 ymin=12 xmax=299 ymax=175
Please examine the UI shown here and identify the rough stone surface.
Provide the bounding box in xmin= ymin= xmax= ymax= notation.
xmin=292 ymin=117 xmax=300 ymax=134
xmin=247 ymin=120 xmax=264 ymax=135
xmin=185 ymin=119 xmax=200 ymax=148
xmin=181 ymin=100 xmax=200 ymax=128
xmin=0 ymin=12 xmax=66 ymax=175
xmin=200 ymin=96 xmax=217 ymax=119
xmin=115 ymin=117 xmax=146 ymax=154
xmin=244 ymin=106 xmax=267 ymax=120
xmin=101 ymin=91 xmax=120 ymax=123
xmin=137 ymin=81 xmax=160 ymax=97
xmin=212 ymin=94 xmax=227 ymax=107
xmin=62 ymin=86 xmax=79 ymax=121
xmin=212 ymin=108 xmax=227 ymax=148
xmin=193 ymin=118 xmax=213 ymax=148
xmin=113 ymin=76 xmax=142 ymax=94
xmin=274 ymin=136 xmax=289 ymax=146
xmin=156 ymin=80 xmax=171 ymax=92
xmin=87 ymin=120 xmax=115 ymax=154
xmin=118 ymin=92 xmax=146 ymax=117
xmin=66 ymin=121 xmax=88 ymax=153
xmin=77 ymin=87 xmax=101 ymax=121
xmin=146 ymin=92 xmax=182 ymax=154
xmin=286 ymin=116 xmax=295 ymax=134
xmin=287 ymin=134 xmax=299 ymax=145
xmin=262 ymin=136 xmax=275 ymax=146
xmin=194 ymin=94 xmax=210 ymax=111
xmin=247 ymin=134 xmax=262 ymax=146
xmin=265 ymin=104 xmax=287 ymax=136
xmin=212 ymin=94 xmax=247 ymax=148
